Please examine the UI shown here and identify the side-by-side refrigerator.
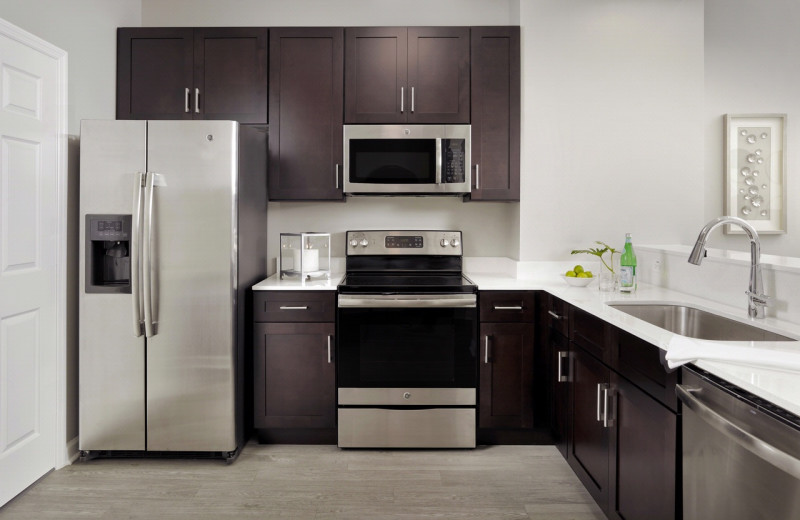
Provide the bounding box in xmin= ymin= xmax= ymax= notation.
xmin=79 ymin=120 xmax=266 ymax=461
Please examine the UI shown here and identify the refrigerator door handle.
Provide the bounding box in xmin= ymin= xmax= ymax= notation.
xmin=131 ymin=172 xmax=145 ymax=337
xmin=142 ymin=172 xmax=160 ymax=337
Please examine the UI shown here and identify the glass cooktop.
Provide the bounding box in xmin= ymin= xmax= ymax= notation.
xmin=338 ymin=273 xmax=477 ymax=294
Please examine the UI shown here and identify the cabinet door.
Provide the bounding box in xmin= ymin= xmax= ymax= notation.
xmin=569 ymin=345 xmax=611 ymax=513
xmin=268 ymin=28 xmax=344 ymax=200
xmin=549 ymin=328 xmax=570 ymax=459
xmin=193 ymin=28 xmax=267 ymax=123
xmin=468 ymin=26 xmax=520 ymax=201
xmin=344 ymin=27 xmax=407 ymax=123
xmin=117 ymin=28 xmax=194 ymax=120
xmin=479 ymin=322 xmax=535 ymax=429
xmin=609 ymin=373 xmax=677 ymax=520
xmin=254 ymin=322 xmax=336 ymax=430
xmin=406 ymin=27 xmax=470 ymax=124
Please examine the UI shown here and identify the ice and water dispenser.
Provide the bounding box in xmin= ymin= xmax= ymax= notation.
xmin=85 ymin=214 xmax=132 ymax=293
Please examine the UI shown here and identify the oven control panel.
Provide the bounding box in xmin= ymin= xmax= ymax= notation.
xmin=346 ymin=230 xmax=462 ymax=256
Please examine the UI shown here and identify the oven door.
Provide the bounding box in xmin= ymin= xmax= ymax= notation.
xmin=337 ymin=293 xmax=478 ymax=390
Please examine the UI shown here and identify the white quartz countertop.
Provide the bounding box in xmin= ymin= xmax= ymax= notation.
xmin=253 ymin=270 xmax=800 ymax=417
xmin=252 ymin=272 xmax=344 ymax=291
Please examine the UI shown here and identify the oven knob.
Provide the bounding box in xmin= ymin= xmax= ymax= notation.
xmin=349 ymin=239 xmax=358 ymax=247
xmin=451 ymin=238 xmax=460 ymax=247
xmin=440 ymin=239 xmax=449 ymax=247
xmin=403 ymin=392 xmax=411 ymax=400
xmin=359 ymin=239 xmax=369 ymax=247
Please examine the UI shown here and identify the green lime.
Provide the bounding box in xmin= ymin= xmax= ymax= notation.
xmin=576 ymin=272 xmax=589 ymax=278
xmin=565 ymin=270 xmax=577 ymax=277
xmin=584 ymin=271 xmax=593 ymax=278
xmin=573 ymin=265 xmax=584 ymax=274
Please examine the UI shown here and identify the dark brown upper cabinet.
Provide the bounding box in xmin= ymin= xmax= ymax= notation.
xmin=468 ymin=26 xmax=520 ymax=201
xmin=344 ymin=27 xmax=470 ymax=124
xmin=268 ymin=27 xmax=344 ymax=201
xmin=117 ymin=27 xmax=267 ymax=123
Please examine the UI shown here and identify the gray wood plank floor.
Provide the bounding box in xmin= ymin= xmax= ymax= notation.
xmin=0 ymin=443 xmax=605 ymax=519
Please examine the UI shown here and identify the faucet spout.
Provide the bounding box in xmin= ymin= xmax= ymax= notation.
xmin=688 ymin=216 xmax=769 ymax=318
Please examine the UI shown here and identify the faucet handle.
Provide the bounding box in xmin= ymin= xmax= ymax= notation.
xmin=746 ymin=291 xmax=772 ymax=307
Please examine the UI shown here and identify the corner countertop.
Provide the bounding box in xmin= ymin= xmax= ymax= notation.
xmin=252 ymin=270 xmax=800 ymax=418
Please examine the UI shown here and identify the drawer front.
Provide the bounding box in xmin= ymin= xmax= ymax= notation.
xmin=570 ymin=306 xmax=609 ymax=363
xmin=545 ymin=293 xmax=570 ymax=336
xmin=254 ymin=291 xmax=336 ymax=322
xmin=338 ymin=407 xmax=476 ymax=448
xmin=480 ymin=291 xmax=535 ymax=322
xmin=615 ymin=329 xmax=679 ymax=411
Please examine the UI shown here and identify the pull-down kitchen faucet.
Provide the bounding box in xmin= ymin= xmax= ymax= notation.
xmin=688 ymin=216 xmax=770 ymax=318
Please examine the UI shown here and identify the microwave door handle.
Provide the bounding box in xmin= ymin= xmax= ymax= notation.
xmin=435 ymin=138 xmax=442 ymax=184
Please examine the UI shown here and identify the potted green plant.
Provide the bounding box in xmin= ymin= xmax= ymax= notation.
xmin=571 ymin=241 xmax=619 ymax=291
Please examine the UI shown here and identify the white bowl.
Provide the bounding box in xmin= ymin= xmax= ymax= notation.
xmin=561 ymin=274 xmax=595 ymax=287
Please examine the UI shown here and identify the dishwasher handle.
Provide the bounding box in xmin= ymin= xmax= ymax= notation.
xmin=677 ymin=384 xmax=800 ymax=481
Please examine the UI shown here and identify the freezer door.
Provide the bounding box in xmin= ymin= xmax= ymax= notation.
xmin=78 ymin=120 xmax=147 ymax=450
xmin=144 ymin=121 xmax=238 ymax=451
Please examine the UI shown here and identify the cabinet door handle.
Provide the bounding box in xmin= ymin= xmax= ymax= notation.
xmin=548 ymin=310 xmax=564 ymax=320
xmin=484 ymin=335 xmax=490 ymax=364
xmin=327 ymin=335 xmax=333 ymax=364
xmin=597 ymin=383 xmax=603 ymax=422
xmin=494 ymin=305 xmax=523 ymax=311
xmin=400 ymin=87 xmax=404 ymax=113
xmin=475 ymin=164 xmax=481 ymax=189
xmin=335 ymin=164 xmax=340 ymax=189
xmin=411 ymin=86 xmax=415 ymax=113
xmin=557 ymin=351 xmax=569 ymax=383
xmin=184 ymin=88 xmax=190 ymax=113
xmin=603 ymin=384 xmax=611 ymax=428
xmin=279 ymin=306 xmax=308 ymax=310
xmin=194 ymin=87 xmax=200 ymax=113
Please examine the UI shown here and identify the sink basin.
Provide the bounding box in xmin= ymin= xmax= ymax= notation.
xmin=607 ymin=303 xmax=797 ymax=342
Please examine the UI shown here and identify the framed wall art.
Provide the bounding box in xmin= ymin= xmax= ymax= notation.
xmin=724 ymin=114 xmax=787 ymax=234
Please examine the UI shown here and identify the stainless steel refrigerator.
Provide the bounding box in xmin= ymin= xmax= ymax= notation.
xmin=78 ymin=120 xmax=266 ymax=461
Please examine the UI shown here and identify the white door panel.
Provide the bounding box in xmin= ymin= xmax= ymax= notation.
xmin=0 ymin=20 xmax=63 ymax=507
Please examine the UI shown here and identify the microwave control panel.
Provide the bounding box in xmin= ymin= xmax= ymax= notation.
xmin=443 ymin=139 xmax=466 ymax=184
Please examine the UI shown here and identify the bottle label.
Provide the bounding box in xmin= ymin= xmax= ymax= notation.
xmin=619 ymin=266 xmax=635 ymax=290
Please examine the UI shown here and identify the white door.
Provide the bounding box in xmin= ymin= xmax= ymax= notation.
xmin=0 ymin=19 xmax=66 ymax=507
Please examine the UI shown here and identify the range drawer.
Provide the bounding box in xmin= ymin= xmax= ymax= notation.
xmin=480 ymin=291 xmax=535 ymax=322
xmin=253 ymin=291 xmax=336 ymax=322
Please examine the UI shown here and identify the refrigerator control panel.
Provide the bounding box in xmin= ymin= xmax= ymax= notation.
xmin=88 ymin=215 xmax=131 ymax=241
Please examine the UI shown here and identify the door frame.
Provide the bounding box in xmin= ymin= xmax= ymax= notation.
xmin=0 ymin=17 xmax=69 ymax=469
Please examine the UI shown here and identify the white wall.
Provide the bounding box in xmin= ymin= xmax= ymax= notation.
xmin=0 ymin=0 xmax=141 ymax=443
xmin=704 ymin=0 xmax=800 ymax=257
xmin=142 ymin=0 xmax=522 ymax=268
xmin=518 ymin=0 xmax=705 ymax=261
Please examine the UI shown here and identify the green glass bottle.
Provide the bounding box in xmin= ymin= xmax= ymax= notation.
xmin=619 ymin=233 xmax=637 ymax=292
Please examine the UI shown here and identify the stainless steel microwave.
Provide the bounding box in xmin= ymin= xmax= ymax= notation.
xmin=343 ymin=125 xmax=471 ymax=195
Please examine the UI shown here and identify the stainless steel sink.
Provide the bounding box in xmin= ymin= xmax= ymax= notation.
xmin=606 ymin=303 xmax=797 ymax=342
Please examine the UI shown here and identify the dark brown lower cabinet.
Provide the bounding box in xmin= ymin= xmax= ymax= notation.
xmin=609 ymin=372 xmax=677 ymax=520
xmin=254 ymin=321 xmax=336 ymax=443
xmin=479 ymin=322 xmax=535 ymax=430
xmin=549 ymin=328 xmax=570 ymax=459
xmin=569 ymin=345 xmax=611 ymax=513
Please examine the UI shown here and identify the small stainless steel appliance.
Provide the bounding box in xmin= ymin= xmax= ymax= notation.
xmin=343 ymin=125 xmax=471 ymax=195
xmin=679 ymin=367 xmax=800 ymax=520
xmin=336 ymin=230 xmax=478 ymax=448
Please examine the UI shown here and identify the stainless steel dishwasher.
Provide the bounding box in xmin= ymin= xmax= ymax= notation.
xmin=678 ymin=368 xmax=800 ymax=520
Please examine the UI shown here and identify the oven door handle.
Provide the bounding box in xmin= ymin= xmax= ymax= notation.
xmin=337 ymin=294 xmax=477 ymax=308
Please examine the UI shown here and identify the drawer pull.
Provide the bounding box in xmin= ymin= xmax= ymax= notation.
xmin=494 ymin=305 xmax=523 ymax=311
xmin=484 ymin=335 xmax=491 ymax=364
xmin=557 ymin=351 xmax=569 ymax=382
xmin=327 ymin=335 xmax=333 ymax=364
xmin=279 ymin=306 xmax=308 ymax=310
xmin=548 ymin=310 xmax=564 ymax=320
